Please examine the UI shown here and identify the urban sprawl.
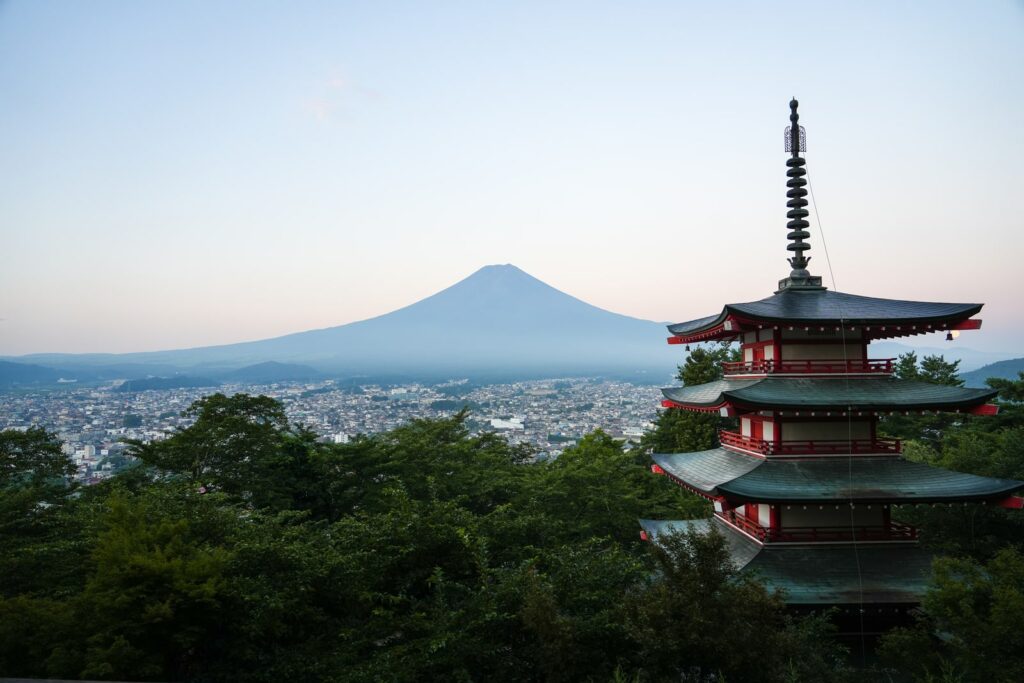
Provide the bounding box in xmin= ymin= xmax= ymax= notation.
xmin=0 ymin=379 xmax=663 ymax=484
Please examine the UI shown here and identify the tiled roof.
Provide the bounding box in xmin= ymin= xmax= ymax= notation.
xmin=721 ymin=457 xmax=1023 ymax=502
xmin=653 ymin=449 xmax=1022 ymax=503
xmin=662 ymin=377 xmax=997 ymax=410
xmin=641 ymin=517 xmax=935 ymax=604
xmin=652 ymin=449 xmax=761 ymax=494
xmin=668 ymin=289 xmax=981 ymax=336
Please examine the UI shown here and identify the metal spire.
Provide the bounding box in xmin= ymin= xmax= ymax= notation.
xmin=777 ymin=98 xmax=824 ymax=292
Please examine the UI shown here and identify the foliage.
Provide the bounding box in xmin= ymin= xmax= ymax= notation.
xmin=628 ymin=527 xmax=850 ymax=682
xmin=883 ymin=353 xmax=966 ymax=443
xmin=892 ymin=370 xmax=1024 ymax=560
xmin=0 ymin=395 xmax=875 ymax=681
xmin=638 ymin=343 xmax=736 ymax=517
xmin=879 ymin=548 xmax=1024 ymax=682
xmin=641 ymin=342 xmax=739 ymax=455
xmin=676 ymin=343 xmax=741 ymax=386
xmin=0 ymin=429 xmax=82 ymax=599
xmin=893 ymin=351 xmax=964 ymax=386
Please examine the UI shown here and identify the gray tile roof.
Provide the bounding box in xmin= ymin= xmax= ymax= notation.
xmin=641 ymin=517 xmax=935 ymax=604
xmin=638 ymin=517 xmax=762 ymax=569
xmin=720 ymin=457 xmax=1023 ymax=503
xmin=653 ymin=449 xmax=1023 ymax=502
xmin=662 ymin=377 xmax=997 ymax=410
xmin=668 ymin=289 xmax=982 ymax=336
xmin=653 ymin=448 xmax=762 ymax=493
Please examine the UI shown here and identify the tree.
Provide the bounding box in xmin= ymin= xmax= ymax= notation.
xmin=627 ymin=527 xmax=849 ymax=682
xmin=879 ymin=548 xmax=1024 ymax=682
xmin=528 ymin=430 xmax=703 ymax=545
xmin=988 ymin=371 xmax=1024 ymax=403
xmin=883 ymin=353 xmax=965 ymax=443
xmin=1 ymin=427 xmax=75 ymax=490
xmin=894 ymin=351 xmax=963 ymax=386
xmin=920 ymin=355 xmax=964 ymax=387
xmin=894 ymin=351 xmax=920 ymax=381
xmin=0 ymin=429 xmax=80 ymax=600
xmin=130 ymin=393 xmax=332 ymax=512
xmin=677 ymin=343 xmax=741 ymax=386
xmin=640 ymin=342 xmax=738 ymax=457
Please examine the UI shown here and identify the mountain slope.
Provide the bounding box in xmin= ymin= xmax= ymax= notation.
xmin=0 ymin=360 xmax=64 ymax=388
xmin=961 ymin=358 xmax=1024 ymax=388
xmin=219 ymin=362 xmax=324 ymax=383
xmin=14 ymin=265 xmax=677 ymax=379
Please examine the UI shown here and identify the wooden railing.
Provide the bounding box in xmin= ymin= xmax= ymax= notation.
xmin=767 ymin=521 xmax=918 ymax=543
xmin=719 ymin=513 xmax=917 ymax=543
xmin=723 ymin=512 xmax=768 ymax=540
xmin=719 ymin=430 xmax=901 ymax=456
xmin=721 ymin=358 xmax=894 ymax=376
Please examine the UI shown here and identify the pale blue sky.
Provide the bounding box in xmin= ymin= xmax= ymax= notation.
xmin=2 ymin=0 xmax=1022 ymax=354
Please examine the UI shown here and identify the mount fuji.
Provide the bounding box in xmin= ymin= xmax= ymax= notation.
xmin=11 ymin=265 xmax=679 ymax=382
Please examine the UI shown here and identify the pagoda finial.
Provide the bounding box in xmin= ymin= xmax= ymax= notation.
xmin=777 ymin=98 xmax=824 ymax=292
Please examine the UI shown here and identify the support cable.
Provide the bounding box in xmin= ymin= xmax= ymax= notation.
xmin=806 ymin=167 xmax=869 ymax=663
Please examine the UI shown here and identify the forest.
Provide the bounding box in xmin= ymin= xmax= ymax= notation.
xmin=1 ymin=349 xmax=1022 ymax=682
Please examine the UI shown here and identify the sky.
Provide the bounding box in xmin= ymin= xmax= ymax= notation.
xmin=1 ymin=0 xmax=1022 ymax=355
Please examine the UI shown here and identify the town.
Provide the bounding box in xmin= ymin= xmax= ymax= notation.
xmin=0 ymin=378 xmax=664 ymax=483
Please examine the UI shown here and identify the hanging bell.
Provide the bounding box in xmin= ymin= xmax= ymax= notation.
xmin=946 ymin=332 xmax=954 ymax=341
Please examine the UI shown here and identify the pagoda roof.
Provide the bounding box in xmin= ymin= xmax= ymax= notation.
xmin=652 ymin=450 xmax=1024 ymax=503
xmin=639 ymin=517 xmax=934 ymax=605
xmin=668 ymin=289 xmax=981 ymax=339
xmin=639 ymin=518 xmax=762 ymax=568
xmin=661 ymin=377 xmax=997 ymax=412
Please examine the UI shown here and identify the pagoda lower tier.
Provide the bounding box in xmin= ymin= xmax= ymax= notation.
xmin=643 ymin=448 xmax=1023 ymax=605
xmin=640 ymin=517 xmax=934 ymax=606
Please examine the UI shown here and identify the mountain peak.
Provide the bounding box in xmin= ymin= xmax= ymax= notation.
xmin=468 ymin=263 xmax=533 ymax=280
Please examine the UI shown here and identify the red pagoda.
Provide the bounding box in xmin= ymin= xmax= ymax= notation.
xmin=641 ymin=99 xmax=1023 ymax=617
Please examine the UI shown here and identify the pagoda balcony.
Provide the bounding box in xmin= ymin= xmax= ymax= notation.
xmin=719 ymin=430 xmax=901 ymax=456
xmin=720 ymin=358 xmax=894 ymax=377
xmin=720 ymin=513 xmax=918 ymax=543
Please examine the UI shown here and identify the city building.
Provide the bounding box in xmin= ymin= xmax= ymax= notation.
xmin=641 ymin=99 xmax=1023 ymax=628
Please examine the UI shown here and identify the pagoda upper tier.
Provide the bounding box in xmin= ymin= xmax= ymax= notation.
xmin=651 ymin=449 xmax=1024 ymax=505
xmin=667 ymin=289 xmax=982 ymax=345
xmin=661 ymin=377 xmax=997 ymax=415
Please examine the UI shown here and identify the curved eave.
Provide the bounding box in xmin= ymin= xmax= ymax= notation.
xmin=723 ymin=304 xmax=983 ymax=329
xmin=661 ymin=378 xmax=998 ymax=413
xmin=640 ymin=517 xmax=934 ymax=604
xmin=652 ymin=449 xmax=761 ymax=496
xmin=652 ymin=450 xmax=1024 ymax=505
xmin=666 ymin=293 xmax=983 ymax=344
xmin=718 ymin=458 xmax=1024 ymax=505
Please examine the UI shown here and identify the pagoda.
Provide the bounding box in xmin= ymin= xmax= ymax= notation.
xmin=641 ymin=99 xmax=1023 ymax=619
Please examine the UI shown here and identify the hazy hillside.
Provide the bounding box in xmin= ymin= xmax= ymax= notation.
xmin=115 ymin=376 xmax=220 ymax=393
xmin=962 ymin=358 xmax=1024 ymax=388
xmin=0 ymin=360 xmax=64 ymax=388
xmin=219 ymin=362 xmax=324 ymax=383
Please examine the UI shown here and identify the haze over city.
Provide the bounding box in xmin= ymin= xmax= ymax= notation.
xmin=2 ymin=1 xmax=1023 ymax=355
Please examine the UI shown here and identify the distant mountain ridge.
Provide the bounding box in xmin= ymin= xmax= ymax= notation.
xmin=115 ymin=376 xmax=220 ymax=393
xmin=8 ymin=265 xmax=678 ymax=381
xmin=0 ymin=360 xmax=64 ymax=388
xmin=961 ymin=358 xmax=1024 ymax=388
xmin=220 ymin=362 xmax=323 ymax=383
